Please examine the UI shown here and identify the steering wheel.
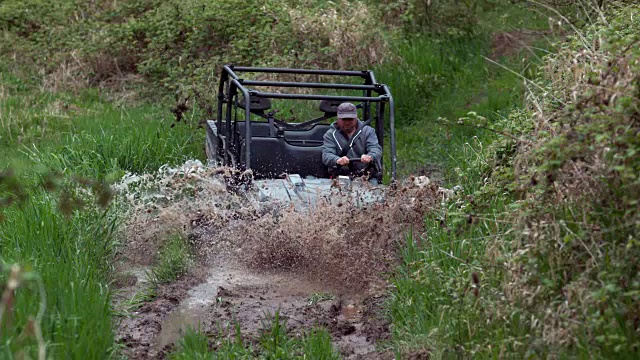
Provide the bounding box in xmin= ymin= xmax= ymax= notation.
xmin=333 ymin=157 xmax=378 ymax=180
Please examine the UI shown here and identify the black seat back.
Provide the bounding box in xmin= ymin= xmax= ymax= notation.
xmin=318 ymin=99 xmax=341 ymax=117
xmin=241 ymin=138 xmax=329 ymax=179
xmin=235 ymin=121 xmax=331 ymax=179
xmin=236 ymin=96 xmax=272 ymax=113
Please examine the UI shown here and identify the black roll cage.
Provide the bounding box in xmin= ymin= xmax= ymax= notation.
xmin=215 ymin=65 xmax=397 ymax=181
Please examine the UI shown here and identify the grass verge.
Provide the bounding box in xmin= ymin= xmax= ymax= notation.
xmin=385 ymin=2 xmax=640 ymax=358
xmin=1 ymin=72 xmax=202 ymax=357
xmin=0 ymin=194 xmax=118 ymax=358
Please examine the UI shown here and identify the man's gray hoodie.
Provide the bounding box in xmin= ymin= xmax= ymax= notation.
xmin=321 ymin=120 xmax=382 ymax=170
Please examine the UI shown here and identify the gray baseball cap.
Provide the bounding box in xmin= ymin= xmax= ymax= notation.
xmin=337 ymin=102 xmax=358 ymax=119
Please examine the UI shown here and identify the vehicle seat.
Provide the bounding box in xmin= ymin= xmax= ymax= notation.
xmin=318 ymin=100 xmax=342 ymax=117
xmin=236 ymin=96 xmax=272 ymax=114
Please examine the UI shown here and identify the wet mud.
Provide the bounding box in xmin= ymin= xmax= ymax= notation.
xmin=156 ymin=264 xmax=391 ymax=359
xmin=111 ymin=161 xmax=443 ymax=358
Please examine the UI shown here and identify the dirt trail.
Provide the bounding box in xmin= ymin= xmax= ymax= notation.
xmin=111 ymin=161 xmax=441 ymax=358
xmin=115 ymin=259 xmax=392 ymax=359
xmin=157 ymin=262 xmax=390 ymax=358
xmin=489 ymin=29 xmax=553 ymax=59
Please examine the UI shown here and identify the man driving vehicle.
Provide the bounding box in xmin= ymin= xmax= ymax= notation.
xmin=321 ymin=102 xmax=382 ymax=181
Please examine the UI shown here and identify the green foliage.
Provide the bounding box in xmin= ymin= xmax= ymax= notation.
xmin=108 ymin=0 xmax=295 ymax=93
xmin=375 ymin=33 xmax=535 ymax=179
xmin=169 ymin=323 xmax=255 ymax=359
xmin=376 ymin=0 xmax=549 ymax=36
xmin=4 ymin=0 xmax=637 ymax=358
xmin=119 ymin=284 xmax=158 ymax=313
xmin=379 ymin=0 xmax=483 ymax=36
xmin=372 ymin=5 xmax=550 ymax=355
xmin=388 ymin=3 xmax=640 ymax=358
xmin=390 ymin=223 xmax=523 ymax=358
xmin=499 ymin=4 xmax=640 ymax=355
xmin=0 ymin=87 xmax=203 ymax=177
xmin=0 ymin=83 xmax=203 ymax=222
xmin=0 ymin=70 xmax=202 ymax=358
xmin=301 ymin=328 xmax=340 ymax=360
xmin=259 ymin=312 xmax=298 ymax=358
xmin=148 ymin=231 xmax=193 ymax=286
xmin=0 ymin=0 xmax=388 ymax=101
xmin=0 ymin=194 xmax=118 ymax=359
xmin=169 ymin=327 xmax=220 ymax=360
xmin=306 ymin=292 xmax=335 ymax=306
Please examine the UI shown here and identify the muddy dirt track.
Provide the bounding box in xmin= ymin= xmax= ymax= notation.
xmin=111 ymin=162 xmax=442 ymax=359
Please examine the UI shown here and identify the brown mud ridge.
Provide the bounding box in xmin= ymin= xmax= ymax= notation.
xmin=111 ymin=162 xmax=444 ymax=359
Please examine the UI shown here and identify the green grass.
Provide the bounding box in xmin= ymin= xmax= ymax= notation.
xmin=368 ymin=4 xmax=558 ymax=358
xmin=375 ymin=34 xmax=535 ymax=182
xmin=0 ymin=70 xmax=204 ymax=358
xmin=0 ymin=194 xmax=118 ymax=359
xmin=168 ymin=313 xmax=340 ymax=359
xmin=168 ymin=327 xmax=216 ymax=360
xmin=0 ymin=59 xmax=204 ymax=174
xmin=381 ymin=51 xmax=525 ymax=353
xmin=169 ymin=324 xmax=255 ymax=359
xmin=148 ymin=231 xmax=193 ymax=286
xmin=300 ymin=328 xmax=340 ymax=360
xmin=113 ymin=228 xmax=193 ymax=317
xmin=119 ymin=284 xmax=158 ymax=314
xmin=389 ymin=217 xmax=523 ymax=358
xmin=376 ymin=2 xmax=640 ymax=358
xmin=1 ymin=92 xmax=204 ymax=178
xmin=306 ymin=292 xmax=335 ymax=306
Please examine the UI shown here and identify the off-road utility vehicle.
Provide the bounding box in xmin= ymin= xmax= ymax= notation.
xmin=205 ymin=65 xmax=396 ymax=209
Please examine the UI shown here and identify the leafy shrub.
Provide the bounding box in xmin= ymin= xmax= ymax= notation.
xmin=501 ymin=4 xmax=640 ymax=354
xmin=377 ymin=0 xmax=503 ymax=36
xmin=0 ymin=0 xmax=390 ymax=101
xmin=389 ymin=2 xmax=640 ymax=357
xmin=442 ymin=3 xmax=640 ymax=356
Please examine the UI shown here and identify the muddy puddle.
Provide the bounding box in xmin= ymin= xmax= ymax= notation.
xmin=112 ymin=160 xmax=443 ymax=359
xmin=152 ymin=262 xmax=386 ymax=358
xmin=115 ymin=260 xmax=391 ymax=359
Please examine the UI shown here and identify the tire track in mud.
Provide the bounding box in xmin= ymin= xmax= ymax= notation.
xmin=111 ymin=161 xmax=443 ymax=359
xmin=152 ymin=263 xmax=390 ymax=358
xmin=115 ymin=262 xmax=392 ymax=359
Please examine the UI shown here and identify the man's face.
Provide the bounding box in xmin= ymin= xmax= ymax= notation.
xmin=337 ymin=117 xmax=357 ymax=133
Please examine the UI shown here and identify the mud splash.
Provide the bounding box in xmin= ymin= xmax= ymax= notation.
xmin=112 ymin=160 xmax=443 ymax=358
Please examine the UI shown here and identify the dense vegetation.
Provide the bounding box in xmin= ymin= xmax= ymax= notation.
xmin=389 ymin=4 xmax=640 ymax=358
xmin=1 ymin=0 xmax=638 ymax=358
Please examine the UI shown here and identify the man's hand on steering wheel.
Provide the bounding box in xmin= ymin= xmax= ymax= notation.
xmin=360 ymin=154 xmax=373 ymax=164
xmin=332 ymin=156 xmax=378 ymax=180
